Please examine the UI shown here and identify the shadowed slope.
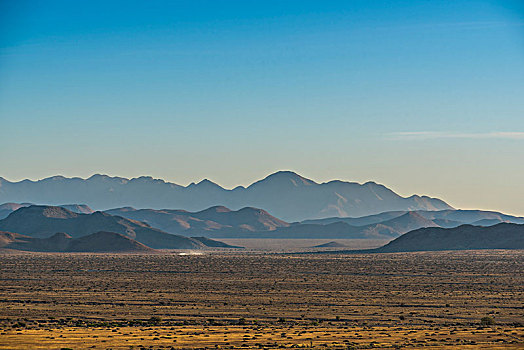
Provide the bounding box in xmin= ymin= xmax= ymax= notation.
xmin=0 ymin=231 xmax=156 ymax=252
xmin=312 ymin=241 xmax=348 ymax=248
xmin=375 ymin=223 xmax=524 ymax=252
xmin=317 ymin=223 xmax=524 ymax=254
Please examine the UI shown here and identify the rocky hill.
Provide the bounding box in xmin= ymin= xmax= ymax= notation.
xmin=0 ymin=205 xmax=236 ymax=249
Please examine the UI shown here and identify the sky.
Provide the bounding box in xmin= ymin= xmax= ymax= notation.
xmin=0 ymin=0 xmax=523 ymax=215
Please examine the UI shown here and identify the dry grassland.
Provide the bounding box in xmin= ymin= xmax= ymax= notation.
xmin=0 ymin=250 xmax=522 ymax=349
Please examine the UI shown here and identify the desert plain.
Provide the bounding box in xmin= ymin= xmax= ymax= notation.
xmin=0 ymin=250 xmax=523 ymax=349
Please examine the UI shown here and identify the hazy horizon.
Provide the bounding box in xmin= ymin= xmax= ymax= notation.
xmin=1 ymin=1 xmax=524 ymax=216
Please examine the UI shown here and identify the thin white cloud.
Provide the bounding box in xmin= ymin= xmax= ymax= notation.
xmin=389 ymin=131 xmax=524 ymax=140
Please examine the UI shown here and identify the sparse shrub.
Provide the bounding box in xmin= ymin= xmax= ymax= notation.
xmin=149 ymin=316 xmax=162 ymax=325
xmin=480 ymin=316 xmax=495 ymax=326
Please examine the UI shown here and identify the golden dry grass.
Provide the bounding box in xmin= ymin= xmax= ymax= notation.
xmin=2 ymin=324 xmax=523 ymax=349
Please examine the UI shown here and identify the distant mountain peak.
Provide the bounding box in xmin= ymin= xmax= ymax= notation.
xmin=87 ymin=174 xmax=130 ymax=184
xmin=87 ymin=174 xmax=109 ymax=180
xmin=197 ymin=205 xmax=232 ymax=214
xmin=186 ymin=178 xmax=223 ymax=189
xmin=199 ymin=179 xmax=221 ymax=186
xmin=252 ymin=171 xmax=317 ymax=188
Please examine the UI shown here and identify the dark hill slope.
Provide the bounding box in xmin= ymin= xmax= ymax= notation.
xmin=318 ymin=223 xmax=524 ymax=254
xmin=375 ymin=223 xmax=524 ymax=252
xmin=190 ymin=236 xmax=242 ymax=248
xmin=0 ymin=231 xmax=155 ymax=252
xmin=68 ymin=231 xmax=155 ymax=252
xmin=312 ymin=241 xmax=348 ymax=248
xmin=308 ymin=223 xmax=524 ymax=254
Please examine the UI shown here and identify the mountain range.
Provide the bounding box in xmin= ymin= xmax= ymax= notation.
xmin=0 ymin=205 xmax=237 ymax=250
xmin=302 ymin=209 xmax=524 ymax=227
xmin=0 ymin=171 xmax=452 ymax=221
xmin=105 ymin=206 xmax=524 ymax=239
xmin=1 ymin=203 xmax=522 ymax=253
xmin=2 ymin=203 xmax=523 ymax=240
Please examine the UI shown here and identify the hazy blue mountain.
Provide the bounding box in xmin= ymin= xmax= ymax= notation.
xmin=0 ymin=202 xmax=94 ymax=219
xmin=101 ymin=206 xmax=524 ymax=240
xmin=303 ymin=209 xmax=524 ymax=227
xmin=302 ymin=210 xmax=408 ymax=226
xmin=471 ymin=219 xmax=509 ymax=227
xmin=203 ymin=210 xmax=443 ymax=239
xmin=105 ymin=206 xmax=439 ymax=239
xmin=0 ymin=203 xmax=29 ymax=220
xmin=415 ymin=209 xmax=524 ymax=225
xmin=105 ymin=206 xmax=290 ymax=236
xmin=357 ymin=212 xmax=439 ymax=238
xmin=4 ymin=201 xmax=521 ymax=240
xmin=0 ymin=171 xmax=452 ymax=221
xmin=0 ymin=205 xmax=235 ymax=249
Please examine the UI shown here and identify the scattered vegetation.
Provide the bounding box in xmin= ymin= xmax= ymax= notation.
xmin=0 ymin=251 xmax=522 ymax=349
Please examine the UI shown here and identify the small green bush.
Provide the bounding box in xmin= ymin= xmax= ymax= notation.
xmin=480 ymin=316 xmax=495 ymax=326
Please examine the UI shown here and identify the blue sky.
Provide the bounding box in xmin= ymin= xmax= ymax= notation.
xmin=1 ymin=0 xmax=524 ymax=215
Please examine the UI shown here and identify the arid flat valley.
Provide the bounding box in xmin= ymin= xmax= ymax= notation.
xmin=1 ymin=250 xmax=522 ymax=349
